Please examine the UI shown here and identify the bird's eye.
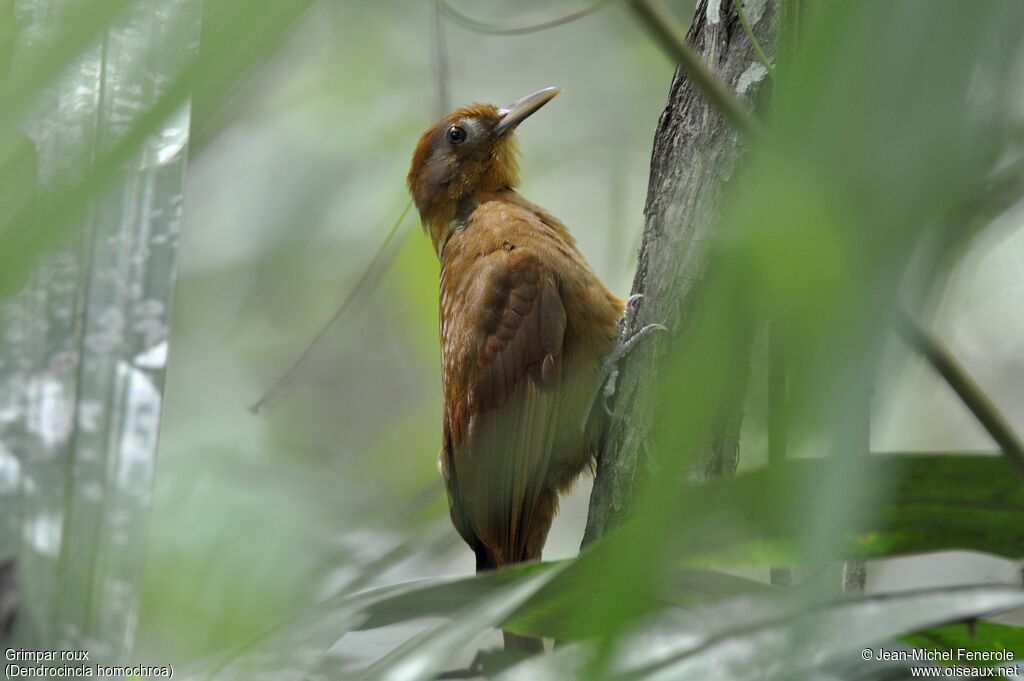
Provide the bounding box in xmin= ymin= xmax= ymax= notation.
xmin=447 ymin=125 xmax=468 ymax=144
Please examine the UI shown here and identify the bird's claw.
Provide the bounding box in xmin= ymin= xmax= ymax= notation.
xmin=602 ymin=366 xmax=619 ymax=417
xmin=617 ymin=293 xmax=646 ymax=336
xmin=603 ymin=322 xmax=668 ymax=375
xmin=601 ymin=320 xmax=668 ymax=417
xmin=625 ymin=293 xmax=645 ymax=309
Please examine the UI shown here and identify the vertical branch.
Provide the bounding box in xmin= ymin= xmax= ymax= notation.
xmin=584 ymin=0 xmax=778 ymax=542
xmin=0 ymin=0 xmax=202 ymax=658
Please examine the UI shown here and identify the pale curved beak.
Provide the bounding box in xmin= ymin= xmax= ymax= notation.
xmin=495 ymin=86 xmax=561 ymax=136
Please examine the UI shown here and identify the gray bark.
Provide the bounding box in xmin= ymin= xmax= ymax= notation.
xmin=583 ymin=0 xmax=778 ymax=543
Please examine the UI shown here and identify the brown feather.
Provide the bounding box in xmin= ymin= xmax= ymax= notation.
xmin=409 ymin=101 xmax=624 ymax=575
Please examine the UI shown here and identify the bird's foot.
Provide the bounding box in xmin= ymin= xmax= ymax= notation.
xmin=617 ymin=293 xmax=646 ymax=337
xmin=606 ymin=293 xmax=666 ymax=374
xmin=604 ymin=322 xmax=668 ymax=374
xmin=601 ymin=305 xmax=668 ymax=416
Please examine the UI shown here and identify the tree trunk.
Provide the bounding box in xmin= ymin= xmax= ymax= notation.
xmin=583 ymin=0 xmax=778 ymax=543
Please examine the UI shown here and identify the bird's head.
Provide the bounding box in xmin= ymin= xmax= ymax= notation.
xmin=407 ymin=87 xmax=560 ymax=253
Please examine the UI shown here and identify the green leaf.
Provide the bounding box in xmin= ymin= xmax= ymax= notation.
xmin=357 ymin=566 xmax=564 ymax=681
xmin=153 ymin=424 xmax=1024 ymax=672
xmin=497 ymin=586 xmax=1024 ymax=680
xmin=500 ymin=454 xmax=1022 ymax=642
xmin=505 ymin=548 xmax=775 ymax=641
xmin=192 ymin=561 xmax=560 ymax=680
xmin=446 ymin=454 xmax=1023 ymax=645
xmin=904 ymin=621 xmax=1024 ymax=668
xmin=664 ymin=454 xmax=1024 ymax=565
xmin=357 ymin=560 xmax=557 ymax=632
xmin=192 ymin=579 xmax=432 ymax=681
xmin=640 ymin=586 xmax=1024 ymax=680
xmin=184 ymin=555 xmax=772 ymax=679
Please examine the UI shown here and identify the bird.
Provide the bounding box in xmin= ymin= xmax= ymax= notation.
xmin=407 ymin=87 xmax=625 ymax=650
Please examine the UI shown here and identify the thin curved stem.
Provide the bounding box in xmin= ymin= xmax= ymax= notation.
xmin=897 ymin=309 xmax=1024 ymax=479
xmin=440 ymin=0 xmax=617 ymax=36
xmin=249 ymin=198 xmax=415 ymax=415
xmin=629 ymin=0 xmax=767 ymax=144
xmin=433 ymin=0 xmax=450 ymax=117
xmin=734 ymin=0 xmax=775 ymax=77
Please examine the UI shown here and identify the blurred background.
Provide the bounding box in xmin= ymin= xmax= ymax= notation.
xmin=146 ymin=0 xmax=673 ymax=665
xmin=1 ymin=0 xmax=1023 ymax=676
xmin=154 ymin=0 xmax=1024 ymax=662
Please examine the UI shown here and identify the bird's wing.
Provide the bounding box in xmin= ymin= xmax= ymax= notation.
xmin=441 ymin=247 xmax=566 ymax=567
